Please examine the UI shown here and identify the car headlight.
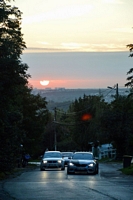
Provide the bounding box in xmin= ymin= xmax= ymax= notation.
xmin=43 ymin=160 xmax=47 ymax=164
xmin=88 ymin=163 xmax=94 ymax=167
xmin=69 ymin=162 xmax=74 ymax=166
xmin=58 ymin=160 xmax=62 ymax=163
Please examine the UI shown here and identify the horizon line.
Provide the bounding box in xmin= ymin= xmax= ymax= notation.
xmin=32 ymin=87 xmax=127 ymax=90
xmin=23 ymin=47 xmax=129 ymax=54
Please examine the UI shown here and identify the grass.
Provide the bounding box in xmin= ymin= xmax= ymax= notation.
xmin=98 ymin=157 xmax=122 ymax=163
xmin=99 ymin=157 xmax=133 ymax=175
xmin=0 ymin=163 xmax=38 ymax=180
xmin=30 ymin=159 xmax=41 ymax=162
xmin=120 ymin=164 xmax=133 ymax=175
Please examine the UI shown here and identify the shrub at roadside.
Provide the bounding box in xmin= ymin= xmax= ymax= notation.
xmin=120 ymin=164 xmax=133 ymax=175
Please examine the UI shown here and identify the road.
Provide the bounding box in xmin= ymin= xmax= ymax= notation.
xmin=1 ymin=163 xmax=133 ymax=200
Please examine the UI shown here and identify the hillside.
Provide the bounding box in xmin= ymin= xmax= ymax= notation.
xmin=32 ymin=88 xmax=128 ymax=111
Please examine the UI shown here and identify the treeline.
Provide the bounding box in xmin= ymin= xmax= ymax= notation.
xmin=0 ymin=0 xmax=133 ymax=173
xmin=46 ymin=94 xmax=133 ymax=158
xmin=0 ymin=0 xmax=50 ymax=172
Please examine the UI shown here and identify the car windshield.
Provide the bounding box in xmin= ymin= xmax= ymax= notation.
xmin=62 ymin=152 xmax=73 ymax=157
xmin=44 ymin=152 xmax=62 ymax=158
xmin=72 ymin=153 xmax=93 ymax=160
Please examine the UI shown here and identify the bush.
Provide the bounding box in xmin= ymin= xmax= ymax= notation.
xmin=120 ymin=164 xmax=133 ymax=175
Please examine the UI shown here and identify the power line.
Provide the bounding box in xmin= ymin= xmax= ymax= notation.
xmin=53 ymin=120 xmax=90 ymax=126
xmin=102 ymin=89 xmax=115 ymax=98
xmin=56 ymin=105 xmax=92 ymax=115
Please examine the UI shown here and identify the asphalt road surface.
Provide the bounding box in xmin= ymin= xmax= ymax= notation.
xmin=1 ymin=163 xmax=133 ymax=200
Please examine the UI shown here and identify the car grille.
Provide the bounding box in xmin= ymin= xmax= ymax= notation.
xmin=74 ymin=163 xmax=87 ymax=167
xmin=47 ymin=161 xmax=58 ymax=163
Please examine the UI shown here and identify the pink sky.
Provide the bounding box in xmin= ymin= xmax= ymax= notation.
xmin=28 ymin=78 xmax=122 ymax=89
xmin=23 ymin=51 xmax=132 ymax=90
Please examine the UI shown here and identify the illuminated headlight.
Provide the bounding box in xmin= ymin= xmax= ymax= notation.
xmin=88 ymin=163 xmax=94 ymax=167
xmin=69 ymin=162 xmax=74 ymax=166
xmin=58 ymin=160 xmax=62 ymax=163
xmin=43 ymin=160 xmax=47 ymax=164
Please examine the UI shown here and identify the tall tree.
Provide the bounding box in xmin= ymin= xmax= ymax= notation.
xmin=22 ymin=93 xmax=49 ymax=157
xmin=0 ymin=0 xmax=31 ymax=172
xmin=66 ymin=95 xmax=106 ymax=150
xmin=125 ymin=44 xmax=133 ymax=92
xmin=101 ymin=96 xmax=133 ymax=156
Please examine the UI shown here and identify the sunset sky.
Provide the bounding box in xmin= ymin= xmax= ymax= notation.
xmin=11 ymin=0 xmax=133 ymax=89
xmin=13 ymin=0 xmax=133 ymax=52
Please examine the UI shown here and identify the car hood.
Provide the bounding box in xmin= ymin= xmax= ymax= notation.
xmin=63 ymin=157 xmax=69 ymax=159
xmin=70 ymin=159 xmax=95 ymax=164
xmin=43 ymin=158 xmax=63 ymax=161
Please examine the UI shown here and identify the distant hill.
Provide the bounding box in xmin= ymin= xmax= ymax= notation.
xmin=32 ymin=88 xmax=129 ymax=111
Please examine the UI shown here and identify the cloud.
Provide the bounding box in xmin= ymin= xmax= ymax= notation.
xmin=102 ymin=0 xmax=124 ymax=4
xmin=61 ymin=42 xmax=126 ymax=51
xmin=24 ymin=42 xmax=126 ymax=53
xmin=37 ymin=41 xmax=49 ymax=45
xmin=23 ymin=4 xmax=93 ymax=24
xmin=61 ymin=43 xmax=89 ymax=50
xmin=110 ymin=27 xmax=133 ymax=34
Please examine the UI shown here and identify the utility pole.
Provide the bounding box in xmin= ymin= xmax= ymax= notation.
xmin=107 ymin=83 xmax=119 ymax=99
xmin=116 ymin=83 xmax=119 ymax=98
xmin=54 ymin=107 xmax=57 ymax=151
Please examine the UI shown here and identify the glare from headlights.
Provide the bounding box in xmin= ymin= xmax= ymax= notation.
xmin=43 ymin=160 xmax=47 ymax=164
xmin=58 ymin=160 xmax=62 ymax=163
xmin=88 ymin=163 xmax=94 ymax=167
xmin=69 ymin=162 xmax=74 ymax=166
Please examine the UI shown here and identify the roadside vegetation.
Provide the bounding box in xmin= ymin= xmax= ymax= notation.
xmin=0 ymin=0 xmax=50 ymax=173
xmin=99 ymin=158 xmax=133 ymax=176
xmin=120 ymin=164 xmax=133 ymax=175
xmin=0 ymin=0 xmax=133 ymax=175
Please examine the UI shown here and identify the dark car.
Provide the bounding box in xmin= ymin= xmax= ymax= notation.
xmin=61 ymin=152 xmax=73 ymax=165
xmin=67 ymin=152 xmax=99 ymax=175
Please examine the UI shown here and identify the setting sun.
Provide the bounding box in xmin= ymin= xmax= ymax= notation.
xmin=40 ymin=80 xmax=50 ymax=86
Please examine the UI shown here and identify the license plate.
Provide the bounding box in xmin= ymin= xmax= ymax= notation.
xmin=77 ymin=167 xmax=85 ymax=171
xmin=49 ymin=164 xmax=55 ymax=166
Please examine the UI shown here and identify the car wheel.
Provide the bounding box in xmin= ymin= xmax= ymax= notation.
xmin=67 ymin=167 xmax=70 ymax=174
xmin=61 ymin=166 xmax=65 ymax=170
xmin=67 ymin=168 xmax=73 ymax=174
xmin=96 ymin=166 xmax=99 ymax=174
xmin=92 ymin=171 xmax=96 ymax=175
xmin=93 ymin=166 xmax=98 ymax=175
xmin=40 ymin=167 xmax=45 ymax=171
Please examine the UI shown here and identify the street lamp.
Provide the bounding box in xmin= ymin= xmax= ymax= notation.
xmin=107 ymin=83 xmax=119 ymax=98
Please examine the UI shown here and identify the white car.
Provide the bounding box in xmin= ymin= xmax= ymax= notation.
xmin=40 ymin=151 xmax=65 ymax=171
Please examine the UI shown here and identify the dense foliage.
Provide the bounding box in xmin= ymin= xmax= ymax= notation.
xmin=44 ymin=94 xmax=107 ymax=151
xmin=101 ymin=96 xmax=133 ymax=156
xmin=125 ymin=44 xmax=133 ymax=96
xmin=45 ymin=93 xmax=133 ymax=158
xmin=0 ymin=0 xmax=49 ymax=172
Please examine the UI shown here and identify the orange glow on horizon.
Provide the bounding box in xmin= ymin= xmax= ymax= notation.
xmin=28 ymin=78 xmax=113 ymax=89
